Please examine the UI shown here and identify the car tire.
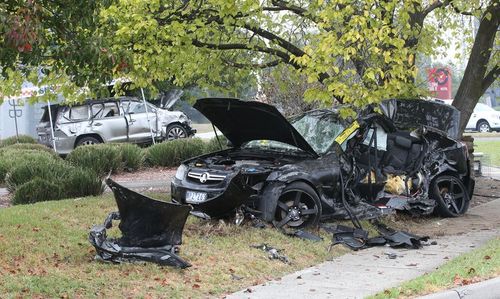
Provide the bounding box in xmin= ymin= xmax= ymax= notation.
xmin=273 ymin=182 xmax=322 ymax=229
xmin=75 ymin=136 xmax=102 ymax=147
xmin=166 ymin=124 xmax=188 ymax=140
xmin=430 ymin=175 xmax=470 ymax=217
xmin=476 ymin=120 xmax=491 ymax=133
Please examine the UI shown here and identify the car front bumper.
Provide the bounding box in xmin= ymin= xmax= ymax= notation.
xmin=171 ymin=173 xmax=254 ymax=218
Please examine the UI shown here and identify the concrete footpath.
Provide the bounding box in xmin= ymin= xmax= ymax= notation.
xmin=228 ymin=198 xmax=500 ymax=299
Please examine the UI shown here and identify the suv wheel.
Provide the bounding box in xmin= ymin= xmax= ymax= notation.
xmin=477 ymin=120 xmax=491 ymax=133
xmin=166 ymin=124 xmax=188 ymax=140
xmin=76 ymin=136 xmax=102 ymax=147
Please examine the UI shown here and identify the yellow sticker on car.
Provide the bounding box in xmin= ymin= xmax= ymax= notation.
xmin=335 ymin=120 xmax=360 ymax=144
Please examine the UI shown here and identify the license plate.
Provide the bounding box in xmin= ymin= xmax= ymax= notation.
xmin=185 ymin=191 xmax=207 ymax=203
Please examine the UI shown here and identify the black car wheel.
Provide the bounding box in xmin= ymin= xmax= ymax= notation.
xmin=76 ymin=136 xmax=102 ymax=147
xmin=477 ymin=120 xmax=491 ymax=133
xmin=273 ymin=182 xmax=321 ymax=229
xmin=431 ymin=175 xmax=470 ymax=217
xmin=166 ymin=124 xmax=188 ymax=140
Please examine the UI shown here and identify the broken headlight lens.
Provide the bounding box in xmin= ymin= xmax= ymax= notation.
xmin=175 ymin=164 xmax=188 ymax=180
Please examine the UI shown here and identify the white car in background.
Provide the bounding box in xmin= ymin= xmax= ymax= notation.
xmin=465 ymin=103 xmax=500 ymax=132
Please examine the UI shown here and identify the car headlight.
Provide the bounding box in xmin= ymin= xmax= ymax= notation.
xmin=175 ymin=164 xmax=188 ymax=180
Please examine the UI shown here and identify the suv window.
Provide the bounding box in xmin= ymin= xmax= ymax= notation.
xmin=129 ymin=102 xmax=147 ymax=114
xmin=68 ymin=106 xmax=89 ymax=120
xmin=92 ymin=102 xmax=120 ymax=119
xmin=123 ymin=101 xmax=156 ymax=114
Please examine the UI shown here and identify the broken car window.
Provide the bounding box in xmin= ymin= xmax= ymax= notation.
xmin=291 ymin=113 xmax=346 ymax=154
xmin=69 ymin=105 xmax=89 ymax=121
xmin=362 ymin=124 xmax=388 ymax=151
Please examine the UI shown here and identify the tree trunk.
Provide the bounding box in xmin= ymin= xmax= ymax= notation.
xmin=453 ymin=3 xmax=500 ymax=137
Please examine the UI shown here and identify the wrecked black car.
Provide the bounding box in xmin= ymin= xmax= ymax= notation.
xmin=171 ymin=98 xmax=474 ymax=228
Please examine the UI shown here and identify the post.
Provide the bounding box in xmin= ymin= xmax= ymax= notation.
xmin=141 ymin=88 xmax=156 ymax=145
xmin=46 ymin=101 xmax=57 ymax=152
xmin=8 ymin=99 xmax=20 ymax=141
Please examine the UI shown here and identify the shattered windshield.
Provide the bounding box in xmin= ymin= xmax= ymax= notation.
xmin=241 ymin=110 xmax=346 ymax=155
xmin=291 ymin=112 xmax=346 ymax=154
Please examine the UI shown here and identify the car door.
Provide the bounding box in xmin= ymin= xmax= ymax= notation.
xmin=122 ymin=100 xmax=158 ymax=142
xmin=90 ymin=102 xmax=128 ymax=142
xmin=465 ymin=106 xmax=479 ymax=130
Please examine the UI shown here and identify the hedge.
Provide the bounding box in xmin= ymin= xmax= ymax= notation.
xmin=111 ymin=143 xmax=145 ymax=171
xmin=66 ymin=144 xmax=123 ymax=176
xmin=0 ymin=135 xmax=37 ymax=148
xmin=0 ymin=148 xmax=60 ymax=184
xmin=146 ymin=138 xmax=206 ymax=167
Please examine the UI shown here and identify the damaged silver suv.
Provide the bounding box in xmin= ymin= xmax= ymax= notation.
xmin=37 ymin=97 xmax=196 ymax=154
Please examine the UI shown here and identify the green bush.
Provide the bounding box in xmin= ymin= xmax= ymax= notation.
xmin=7 ymin=159 xmax=103 ymax=205
xmin=67 ymin=144 xmax=122 ymax=176
xmin=0 ymin=150 xmax=60 ymax=184
xmin=63 ymin=167 xmax=103 ymax=198
xmin=12 ymin=178 xmax=63 ymax=205
xmin=0 ymin=135 xmax=37 ymax=148
xmin=0 ymin=143 xmax=57 ymax=156
xmin=110 ymin=143 xmax=145 ymax=171
xmin=204 ymin=136 xmax=228 ymax=153
xmin=0 ymin=159 xmax=8 ymax=185
xmin=6 ymin=159 xmax=72 ymax=192
xmin=146 ymin=138 xmax=206 ymax=167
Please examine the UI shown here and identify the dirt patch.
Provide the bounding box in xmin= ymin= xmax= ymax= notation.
xmin=111 ymin=167 xmax=176 ymax=182
xmin=383 ymin=177 xmax=500 ymax=238
xmin=0 ymin=193 xmax=11 ymax=208
xmin=470 ymin=177 xmax=500 ymax=208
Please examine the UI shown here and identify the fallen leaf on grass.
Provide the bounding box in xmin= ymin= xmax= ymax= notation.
xmin=484 ymin=255 xmax=491 ymax=260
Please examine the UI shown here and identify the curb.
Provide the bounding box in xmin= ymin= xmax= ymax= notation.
xmin=418 ymin=276 xmax=500 ymax=299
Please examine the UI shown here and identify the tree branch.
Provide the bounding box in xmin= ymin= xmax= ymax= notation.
xmin=221 ymin=58 xmax=280 ymax=69
xmin=241 ymin=22 xmax=307 ymax=58
xmin=481 ymin=65 xmax=500 ymax=95
xmin=191 ymin=39 xmax=301 ymax=69
xmin=422 ymin=0 xmax=451 ymax=18
xmin=263 ymin=0 xmax=318 ymax=23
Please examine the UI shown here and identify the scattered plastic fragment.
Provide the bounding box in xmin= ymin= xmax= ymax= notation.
xmin=251 ymin=243 xmax=290 ymax=264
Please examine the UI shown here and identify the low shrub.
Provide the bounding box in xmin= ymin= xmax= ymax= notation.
xmin=6 ymin=159 xmax=72 ymax=192
xmin=63 ymin=167 xmax=104 ymax=198
xmin=0 ymin=135 xmax=37 ymax=148
xmin=67 ymin=144 xmax=122 ymax=176
xmin=0 ymin=150 xmax=60 ymax=184
xmin=0 ymin=143 xmax=57 ymax=156
xmin=0 ymin=159 xmax=8 ymax=185
xmin=7 ymin=159 xmax=104 ymax=205
xmin=12 ymin=178 xmax=63 ymax=205
xmin=110 ymin=143 xmax=145 ymax=171
xmin=146 ymin=138 xmax=206 ymax=167
xmin=204 ymin=136 xmax=228 ymax=153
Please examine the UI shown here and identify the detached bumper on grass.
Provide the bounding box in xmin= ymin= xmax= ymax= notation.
xmin=89 ymin=178 xmax=192 ymax=268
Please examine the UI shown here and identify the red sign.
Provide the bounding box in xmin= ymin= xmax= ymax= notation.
xmin=427 ymin=68 xmax=452 ymax=100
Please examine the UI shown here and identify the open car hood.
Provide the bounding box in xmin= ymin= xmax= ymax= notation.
xmin=194 ymin=98 xmax=318 ymax=156
xmin=159 ymin=90 xmax=183 ymax=110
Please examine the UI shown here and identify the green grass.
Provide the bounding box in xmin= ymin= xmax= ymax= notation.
xmin=369 ymin=237 xmax=500 ymax=298
xmin=0 ymin=194 xmax=347 ymax=298
xmin=474 ymin=140 xmax=500 ymax=167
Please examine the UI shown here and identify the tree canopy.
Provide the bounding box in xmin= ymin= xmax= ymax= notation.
xmin=0 ymin=0 xmax=498 ymax=128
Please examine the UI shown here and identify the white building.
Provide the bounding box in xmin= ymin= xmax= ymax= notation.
xmin=0 ymin=86 xmax=49 ymax=140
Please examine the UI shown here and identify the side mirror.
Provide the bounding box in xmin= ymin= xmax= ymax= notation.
xmin=226 ymin=140 xmax=233 ymax=148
